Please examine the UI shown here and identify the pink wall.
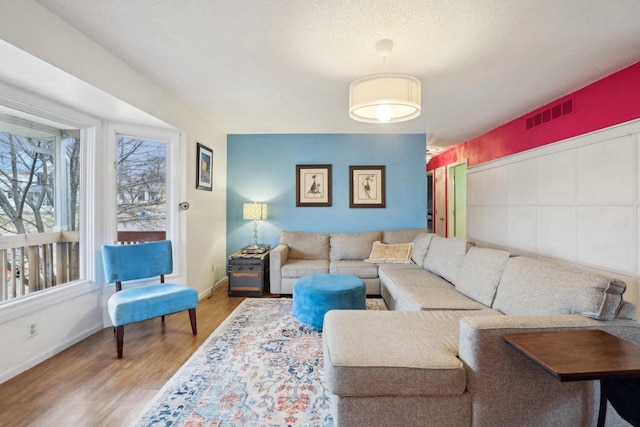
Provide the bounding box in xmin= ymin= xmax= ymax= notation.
xmin=428 ymin=61 xmax=640 ymax=171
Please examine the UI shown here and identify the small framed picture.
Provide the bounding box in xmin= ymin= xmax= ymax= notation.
xmin=350 ymin=165 xmax=386 ymax=208
xmin=196 ymin=142 xmax=213 ymax=191
xmin=296 ymin=164 xmax=332 ymax=207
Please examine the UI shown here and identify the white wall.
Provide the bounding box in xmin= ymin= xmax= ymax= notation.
xmin=0 ymin=0 xmax=227 ymax=382
xmin=467 ymin=119 xmax=640 ymax=316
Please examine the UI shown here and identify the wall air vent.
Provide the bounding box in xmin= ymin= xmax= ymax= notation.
xmin=525 ymin=99 xmax=573 ymax=130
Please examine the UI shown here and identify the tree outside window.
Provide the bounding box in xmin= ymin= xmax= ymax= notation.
xmin=0 ymin=109 xmax=81 ymax=302
xmin=116 ymin=137 xmax=167 ymax=241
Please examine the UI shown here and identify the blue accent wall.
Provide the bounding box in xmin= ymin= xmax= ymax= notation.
xmin=227 ymin=134 xmax=426 ymax=256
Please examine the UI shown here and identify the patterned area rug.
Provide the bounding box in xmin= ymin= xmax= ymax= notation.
xmin=135 ymin=298 xmax=387 ymax=427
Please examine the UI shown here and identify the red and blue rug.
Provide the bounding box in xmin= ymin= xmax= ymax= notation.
xmin=135 ymin=297 xmax=386 ymax=426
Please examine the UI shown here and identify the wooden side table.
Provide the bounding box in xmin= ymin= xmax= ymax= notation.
xmin=504 ymin=330 xmax=640 ymax=427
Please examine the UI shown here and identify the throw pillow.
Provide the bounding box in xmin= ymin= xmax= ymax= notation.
xmin=411 ymin=232 xmax=434 ymax=265
xmin=365 ymin=241 xmax=413 ymax=264
xmin=493 ymin=256 xmax=626 ymax=320
xmin=454 ymin=247 xmax=510 ymax=306
xmin=422 ymin=236 xmax=467 ymax=283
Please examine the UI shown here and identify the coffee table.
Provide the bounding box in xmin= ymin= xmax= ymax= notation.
xmin=504 ymin=329 xmax=640 ymax=427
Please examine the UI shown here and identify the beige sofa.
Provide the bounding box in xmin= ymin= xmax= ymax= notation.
xmin=269 ymin=228 xmax=427 ymax=295
xmin=322 ymin=233 xmax=640 ymax=427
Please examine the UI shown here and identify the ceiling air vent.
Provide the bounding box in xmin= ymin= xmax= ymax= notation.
xmin=525 ymin=99 xmax=573 ymax=130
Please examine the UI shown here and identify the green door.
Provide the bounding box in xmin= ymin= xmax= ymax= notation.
xmin=448 ymin=163 xmax=467 ymax=237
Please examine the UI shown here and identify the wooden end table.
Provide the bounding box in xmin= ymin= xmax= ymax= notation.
xmin=504 ymin=329 xmax=640 ymax=427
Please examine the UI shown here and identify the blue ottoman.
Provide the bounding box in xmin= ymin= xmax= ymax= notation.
xmin=292 ymin=274 xmax=366 ymax=329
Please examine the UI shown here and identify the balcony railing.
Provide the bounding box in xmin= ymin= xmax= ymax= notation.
xmin=0 ymin=231 xmax=80 ymax=303
xmin=0 ymin=230 xmax=165 ymax=303
xmin=116 ymin=231 xmax=166 ymax=244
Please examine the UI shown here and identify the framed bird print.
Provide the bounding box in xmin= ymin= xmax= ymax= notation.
xmin=349 ymin=165 xmax=386 ymax=208
xmin=296 ymin=164 xmax=332 ymax=207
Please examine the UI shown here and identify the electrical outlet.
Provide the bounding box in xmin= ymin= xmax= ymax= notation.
xmin=211 ymin=263 xmax=216 ymax=273
xmin=28 ymin=322 xmax=37 ymax=338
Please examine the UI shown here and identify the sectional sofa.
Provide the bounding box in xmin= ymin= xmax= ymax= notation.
xmin=321 ymin=232 xmax=640 ymax=426
xmin=269 ymin=228 xmax=426 ymax=296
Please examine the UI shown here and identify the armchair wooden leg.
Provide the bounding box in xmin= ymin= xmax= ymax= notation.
xmin=189 ymin=308 xmax=197 ymax=335
xmin=116 ymin=325 xmax=124 ymax=359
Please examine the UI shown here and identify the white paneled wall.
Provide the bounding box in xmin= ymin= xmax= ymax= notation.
xmin=467 ymin=119 xmax=640 ymax=315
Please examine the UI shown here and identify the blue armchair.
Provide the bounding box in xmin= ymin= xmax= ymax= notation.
xmin=101 ymin=240 xmax=198 ymax=358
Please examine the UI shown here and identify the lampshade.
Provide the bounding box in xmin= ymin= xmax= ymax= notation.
xmin=349 ymin=74 xmax=421 ymax=123
xmin=243 ymin=203 xmax=267 ymax=220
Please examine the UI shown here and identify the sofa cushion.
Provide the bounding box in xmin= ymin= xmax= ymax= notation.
xmin=323 ymin=310 xmax=466 ymax=397
xmin=411 ymin=232 xmax=434 ymax=265
xmin=280 ymin=259 xmax=329 ymax=278
xmin=330 ymin=260 xmax=379 ymax=279
xmin=492 ymin=256 xmax=626 ymax=320
xmin=381 ymin=228 xmax=428 ymax=244
xmin=380 ymin=265 xmax=454 ymax=310
xmin=617 ymin=300 xmax=638 ymax=321
xmin=323 ymin=309 xmax=501 ymax=397
xmin=379 ymin=264 xmax=453 ymax=290
xmin=330 ymin=231 xmax=381 ymax=261
xmin=422 ymin=236 xmax=467 ymax=283
xmin=365 ymin=241 xmax=413 ymax=264
xmin=454 ymin=247 xmax=510 ymax=306
xmin=280 ymin=231 xmax=329 ymax=260
xmin=400 ymin=286 xmax=489 ymax=310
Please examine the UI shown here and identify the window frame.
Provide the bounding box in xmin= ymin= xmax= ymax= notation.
xmin=0 ymin=81 xmax=100 ymax=321
xmin=106 ymin=123 xmax=182 ymax=278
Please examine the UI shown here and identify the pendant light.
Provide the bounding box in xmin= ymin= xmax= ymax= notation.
xmin=349 ymin=39 xmax=421 ymax=123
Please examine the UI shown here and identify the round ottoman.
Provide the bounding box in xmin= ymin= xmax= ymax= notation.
xmin=292 ymin=274 xmax=366 ymax=329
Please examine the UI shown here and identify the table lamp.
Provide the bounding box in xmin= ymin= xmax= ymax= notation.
xmin=242 ymin=202 xmax=268 ymax=248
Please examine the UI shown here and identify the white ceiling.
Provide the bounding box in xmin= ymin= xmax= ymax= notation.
xmin=35 ymin=0 xmax=640 ymax=149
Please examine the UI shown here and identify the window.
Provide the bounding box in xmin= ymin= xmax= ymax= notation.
xmin=0 ymin=106 xmax=82 ymax=303
xmin=116 ymin=136 xmax=168 ymax=244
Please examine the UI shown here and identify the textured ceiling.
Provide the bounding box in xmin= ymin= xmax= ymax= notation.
xmin=35 ymin=0 xmax=640 ymax=149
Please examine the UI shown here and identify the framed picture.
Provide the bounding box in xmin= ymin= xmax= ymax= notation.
xmin=196 ymin=142 xmax=213 ymax=191
xmin=350 ymin=165 xmax=386 ymax=208
xmin=296 ymin=164 xmax=332 ymax=207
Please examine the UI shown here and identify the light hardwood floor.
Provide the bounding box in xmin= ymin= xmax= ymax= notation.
xmin=0 ymin=284 xmax=245 ymax=427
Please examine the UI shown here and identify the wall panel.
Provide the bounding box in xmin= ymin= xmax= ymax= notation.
xmin=468 ymin=120 xmax=640 ymax=311
xmin=467 ymin=172 xmax=485 ymax=206
xmin=467 ymin=206 xmax=487 ymax=242
xmin=508 ymin=206 xmax=537 ymax=252
xmin=578 ymin=206 xmax=637 ymax=273
xmin=485 ymin=167 xmax=509 ymax=205
xmin=577 ymin=135 xmax=636 ymax=204
xmin=508 ymin=158 xmax=537 ymax=204
xmin=537 ymin=149 xmax=577 ymax=204
xmin=538 ymin=206 xmax=577 ymax=260
xmin=487 ymin=206 xmax=509 ymax=246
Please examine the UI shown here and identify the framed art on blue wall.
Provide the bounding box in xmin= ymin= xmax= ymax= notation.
xmin=296 ymin=164 xmax=332 ymax=207
xmin=196 ymin=142 xmax=213 ymax=191
xmin=350 ymin=165 xmax=386 ymax=208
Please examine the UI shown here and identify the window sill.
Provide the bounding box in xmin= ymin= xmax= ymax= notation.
xmin=0 ymin=280 xmax=101 ymax=325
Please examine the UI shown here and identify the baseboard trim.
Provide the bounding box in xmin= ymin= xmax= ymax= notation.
xmin=200 ymin=277 xmax=228 ymax=300
xmin=0 ymin=323 xmax=104 ymax=384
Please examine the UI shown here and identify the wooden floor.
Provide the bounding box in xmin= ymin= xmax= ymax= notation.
xmin=0 ymin=284 xmax=245 ymax=427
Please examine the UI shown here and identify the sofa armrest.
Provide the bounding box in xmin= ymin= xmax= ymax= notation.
xmin=269 ymin=244 xmax=289 ymax=295
xmin=458 ymin=314 xmax=640 ymax=426
xmin=460 ymin=314 xmax=640 ymax=343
